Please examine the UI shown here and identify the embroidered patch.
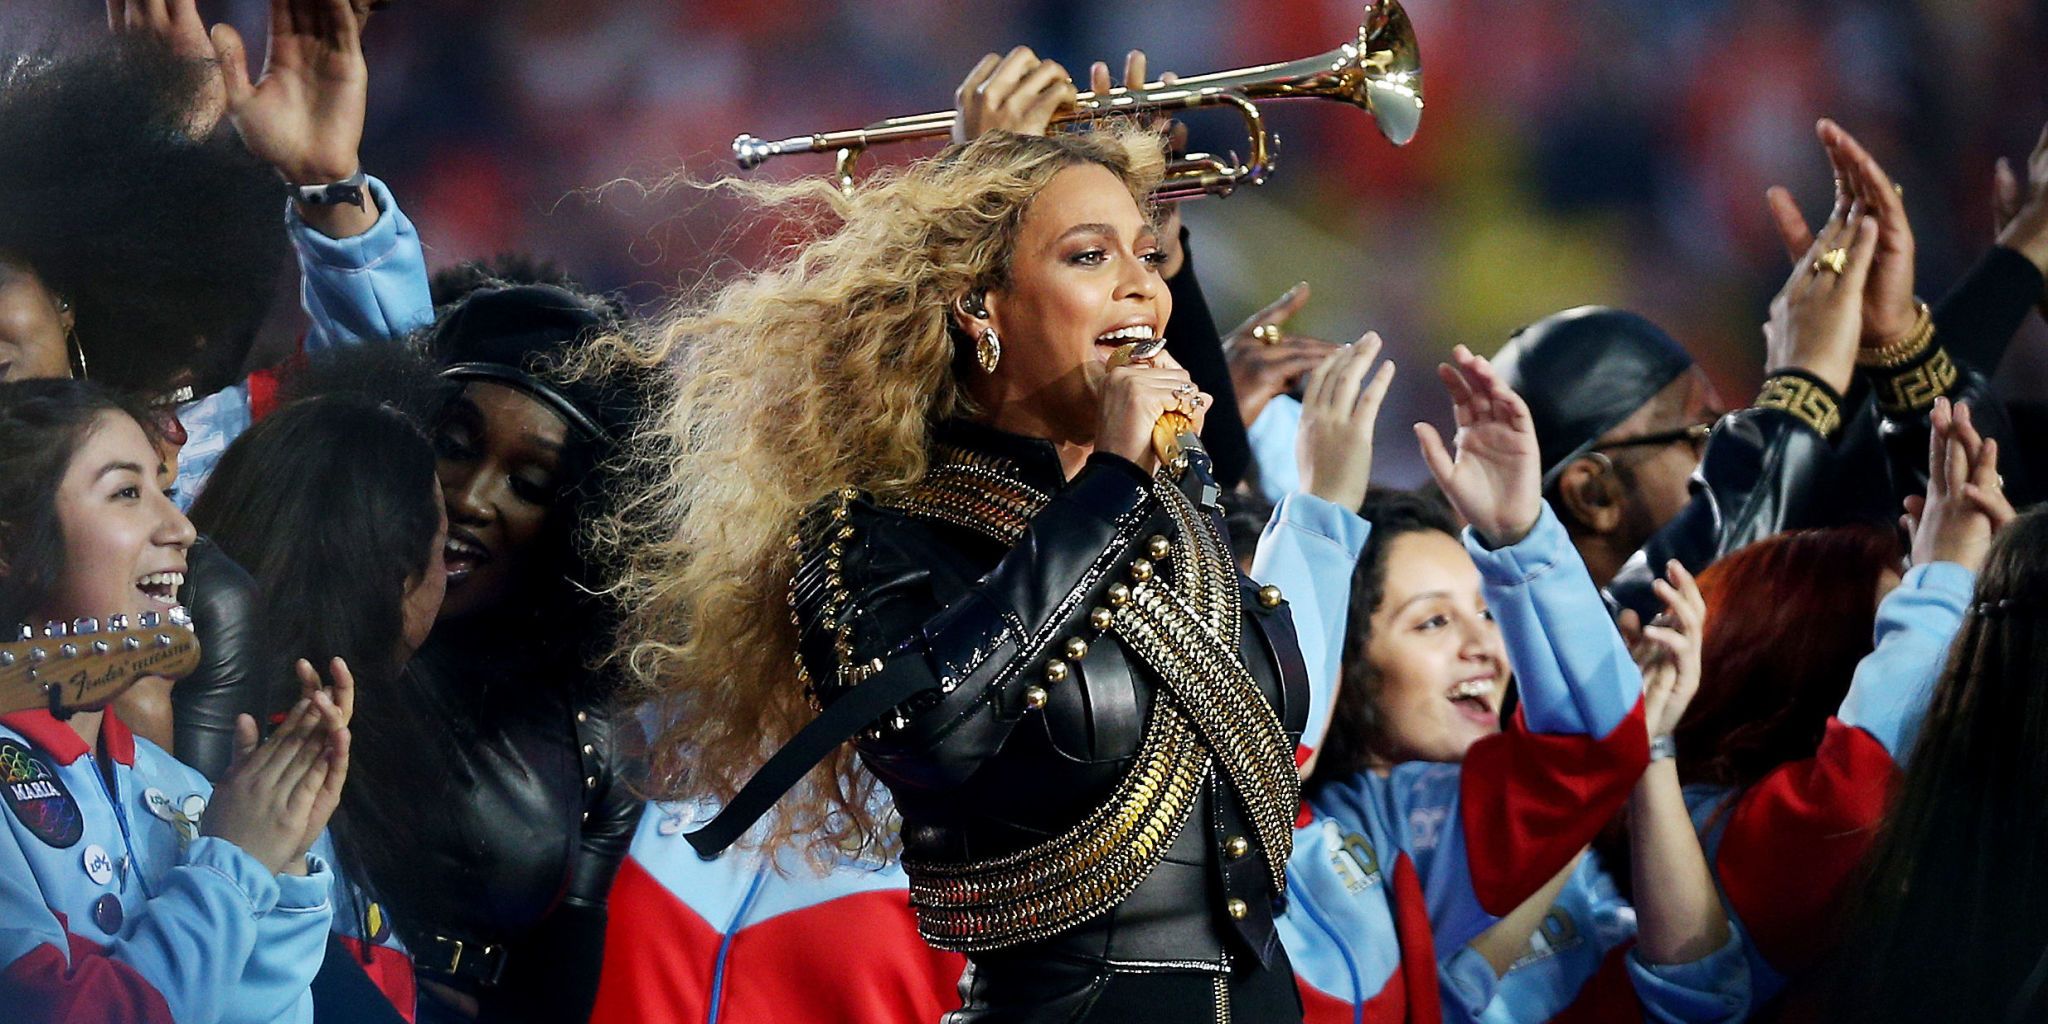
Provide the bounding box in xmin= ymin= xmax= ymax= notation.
xmin=0 ymin=740 xmax=83 ymax=848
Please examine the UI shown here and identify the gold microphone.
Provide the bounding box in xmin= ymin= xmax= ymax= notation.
xmin=1106 ymin=339 xmax=1204 ymax=478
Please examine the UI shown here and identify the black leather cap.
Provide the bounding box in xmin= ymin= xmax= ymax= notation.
xmin=1491 ymin=306 xmax=1694 ymax=486
xmin=426 ymin=284 xmax=638 ymax=446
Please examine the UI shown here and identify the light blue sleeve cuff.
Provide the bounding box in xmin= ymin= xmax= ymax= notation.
xmin=1837 ymin=560 xmax=1975 ymax=760
xmin=1627 ymin=926 xmax=1751 ymax=1024
xmin=1465 ymin=502 xmax=1641 ymax=738
xmin=270 ymin=854 xmax=334 ymax=912
xmin=1438 ymin=945 xmax=1499 ymax=1022
xmin=1461 ymin=502 xmax=1572 ymax=587
xmin=1251 ymin=492 xmax=1370 ymax=754
xmin=290 ymin=175 xmax=434 ymax=349
xmin=181 ymin=836 xmax=282 ymax=916
xmin=287 ymin=176 xmax=412 ymax=270
xmin=1246 ymin=394 xmax=1303 ymax=505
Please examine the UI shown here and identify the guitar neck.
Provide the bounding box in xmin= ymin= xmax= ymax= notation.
xmin=1 ymin=613 xmax=203 ymax=718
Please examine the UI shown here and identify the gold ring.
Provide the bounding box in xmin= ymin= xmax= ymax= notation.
xmin=1813 ymin=247 xmax=1848 ymax=275
xmin=1251 ymin=323 xmax=1284 ymax=346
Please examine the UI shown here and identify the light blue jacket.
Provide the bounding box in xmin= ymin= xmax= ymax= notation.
xmin=0 ymin=710 xmax=331 ymax=1022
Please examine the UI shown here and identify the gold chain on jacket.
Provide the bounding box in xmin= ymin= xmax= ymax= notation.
xmin=888 ymin=446 xmax=1298 ymax=950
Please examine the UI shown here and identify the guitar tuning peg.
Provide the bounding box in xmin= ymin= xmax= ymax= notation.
xmin=42 ymin=621 xmax=67 ymax=638
xmin=107 ymin=614 xmax=129 ymax=631
xmin=0 ymin=651 xmax=14 ymax=668
xmin=58 ymin=644 xmax=77 ymax=659
xmin=167 ymin=606 xmax=191 ymax=628
xmin=72 ymin=618 xmax=99 ymax=635
xmin=90 ymin=640 xmax=109 ymax=655
xmin=137 ymin=611 xmax=159 ymax=629
xmin=14 ymin=624 xmax=30 ymax=641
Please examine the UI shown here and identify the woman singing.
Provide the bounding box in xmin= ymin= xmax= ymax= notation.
xmin=595 ymin=124 xmax=1313 ymax=1021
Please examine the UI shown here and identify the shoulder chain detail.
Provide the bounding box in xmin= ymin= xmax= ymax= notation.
xmin=882 ymin=442 xmax=1052 ymax=545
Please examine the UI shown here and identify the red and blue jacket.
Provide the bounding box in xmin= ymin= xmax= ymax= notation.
xmin=1435 ymin=560 xmax=1974 ymax=1021
xmin=0 ymin=709 xmax=333 ymax=1023
xmin=590 ymin=491 xmax=1373 ymax=1024
xmin=1277 ymin=504 xmax=1652 ymax=1023
xmin=1684 ymin=560 xmax=1973 ymax=1007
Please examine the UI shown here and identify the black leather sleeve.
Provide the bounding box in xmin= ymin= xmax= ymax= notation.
xmin=172 ymin=537 xmax=277 ymax=780
xmin=1163 ymin=231 xmax=1252 ymax=489
xmin=1933 ymin=245 xmax=2044 ymax=374
xmin=563 ymin=699 xmax=641 ymax=909
xmin=793 ymin=455 xmax=1161 ymax=794
xmin=1605 ymin=408 xmax=1832 ymax=617
xmin=1871 ymin=246 xmax=2045 ymax=504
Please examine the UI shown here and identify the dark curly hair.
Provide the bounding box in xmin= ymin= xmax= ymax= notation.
xmin=0 ymin=379 xmax=163 ymax=628
xmin=1308 ymin=486 xmax=1462 ymax=789
xmin=0 ymin=39 xmax=288 ymax=395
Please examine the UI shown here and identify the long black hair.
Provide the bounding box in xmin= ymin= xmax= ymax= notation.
xmin=0 ymin=39 xmax=287 ymax=395
xmin=1828 ymin=509 xmax=2048 ymax=1021
xmin=0 ymin=379 xmax=161 ymax=627
xmin=1307 ymin=487 xmax=1462 ymax=789
xmin=186 ymin=392 xmax=445 ymax=933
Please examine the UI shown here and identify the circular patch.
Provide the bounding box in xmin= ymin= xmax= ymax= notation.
xmin=143 ymin=788 xmax=175 ymax=822
xmin=0 ymin=740 xmax=82 ymax=848
xmin=91 ymin=893 xmax=123 ymax=934
xmin=82 ymin=844 xmax=115 ymax=886
xmin=365 ymin=901 xmax=391 ymax=944
xmin=179 ymin=794 xmax=206 ymax=820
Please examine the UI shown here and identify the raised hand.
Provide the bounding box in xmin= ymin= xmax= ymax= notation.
xmin=1224 ymin=282 xmax=1342 ymax=425
xmin=953 ymin=46 xmax=1075 ymax=143
xmin=1620 ymin=561 xmax=1706 ymax=740
xmin=1765 ymin=120 xmax=1919 ymax=348
xmin=1994 ymin=123 xmax=2048 ymax=289
xmin=108 ymin=0 xmax=226 ymax=132
xmin=1295 ymin=334 xmax=1395 ymax=510
xmin=1415 ymin=345 xmax=1543 ymax=547
xmin=1762 ymin=202 xmax=1879 ymax=395
xmin=1905 ymin=398 xmax=2016 ymax=573
xmin=210 ymin=0 xmax=377 ymax=236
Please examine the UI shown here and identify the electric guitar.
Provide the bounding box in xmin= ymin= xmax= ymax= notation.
xmin=0 ymin=609 xmax=202 ymax=717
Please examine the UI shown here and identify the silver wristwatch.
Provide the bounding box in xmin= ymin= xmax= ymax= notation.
xmin=292 ymin=169 xmax=368 ymax=208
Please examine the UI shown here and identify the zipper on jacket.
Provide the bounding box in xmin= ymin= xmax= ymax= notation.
xmin=1214 ymin=949 xmax=1231 ymax=1024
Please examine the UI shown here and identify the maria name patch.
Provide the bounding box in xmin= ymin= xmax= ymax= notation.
xmin=0 ymin=740 xmax=83 ymax=848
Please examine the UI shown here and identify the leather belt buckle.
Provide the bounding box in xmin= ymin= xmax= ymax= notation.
xmin=417 ymin=934 xmax=509 ymax=987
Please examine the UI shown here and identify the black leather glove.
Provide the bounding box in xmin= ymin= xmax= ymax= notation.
xmin=172 ymin=537 xmax=278 ymax=779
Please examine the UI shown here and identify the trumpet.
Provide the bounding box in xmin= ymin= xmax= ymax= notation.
xmin=732 ymin=0 xmax=1422 ymax=200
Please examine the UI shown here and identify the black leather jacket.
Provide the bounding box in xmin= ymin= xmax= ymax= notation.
xmin=1606 ymin=404 xmax=1834 ymax=617
xmin=792 ymin=421 xmax=1309 ymax=988
xmin=374 ymin=635 xmax=641 ymax=1023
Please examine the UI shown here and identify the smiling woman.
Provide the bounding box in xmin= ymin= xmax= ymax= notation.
xmin=582 ymin=124 xmax=1325 ymax=1022
xmin=0 ymin=378 xmax=344 ymax=1024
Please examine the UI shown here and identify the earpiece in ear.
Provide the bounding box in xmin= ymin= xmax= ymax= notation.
xmin=960 ymin=291 xmax=991 ymax=320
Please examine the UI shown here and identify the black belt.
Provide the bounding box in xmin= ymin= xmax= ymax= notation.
xmin=412 ymin=933 xmax=509 ymax=987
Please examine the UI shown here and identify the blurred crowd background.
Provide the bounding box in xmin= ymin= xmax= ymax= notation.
xmin=13 ymin=0 xmax=2048 ymax=483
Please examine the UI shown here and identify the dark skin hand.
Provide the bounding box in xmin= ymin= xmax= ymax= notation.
xmin=1765 ymin=119 xmax=1918 ymax=350
xmin=1223 ymin=281 xmax=1340 ymax=425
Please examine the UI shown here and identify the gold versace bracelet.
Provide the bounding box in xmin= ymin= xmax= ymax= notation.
xmin=1754 ymin=373 xmax=1843 ymax=439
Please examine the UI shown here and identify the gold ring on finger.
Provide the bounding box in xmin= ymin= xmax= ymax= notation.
xmin=1813 ymin=247 xmax=1848 ymax=275
xmin=1251 ymin=323 xmax=1284 ymax=346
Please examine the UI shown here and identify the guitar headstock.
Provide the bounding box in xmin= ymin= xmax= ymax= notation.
xmin=0 ymin=609 xmax=203 ymax=719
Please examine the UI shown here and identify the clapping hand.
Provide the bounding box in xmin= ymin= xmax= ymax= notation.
xmin=1225 ymin=283 xmax=1342 ymax=426
xmin=1617 ymin=561 xmax=1706 ymax=741
xmin=201 ymin=686 xmax=351 ymax=877
xmin=1904 ymin=398 xmax=2015 ymax=574
xmin=1415 ymin=345 xmax=1542 ymax=548
xmin=1295 ymin=334 xmax=1396 ymax=510
xmin=1761 ymin=195 xmax=1879 ymax=396
xmin=1766 ymin=120 xmax=1920 ymax=350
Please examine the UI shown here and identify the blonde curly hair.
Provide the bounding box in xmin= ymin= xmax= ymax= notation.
xmin=579 ymin=124 xmax=1168 ymax=858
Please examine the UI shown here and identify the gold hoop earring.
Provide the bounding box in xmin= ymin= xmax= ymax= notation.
xmin=65 ymin=331 xmax=88 ymax=381
xmin=976 ymin=327 xmax=1002 ymax=374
